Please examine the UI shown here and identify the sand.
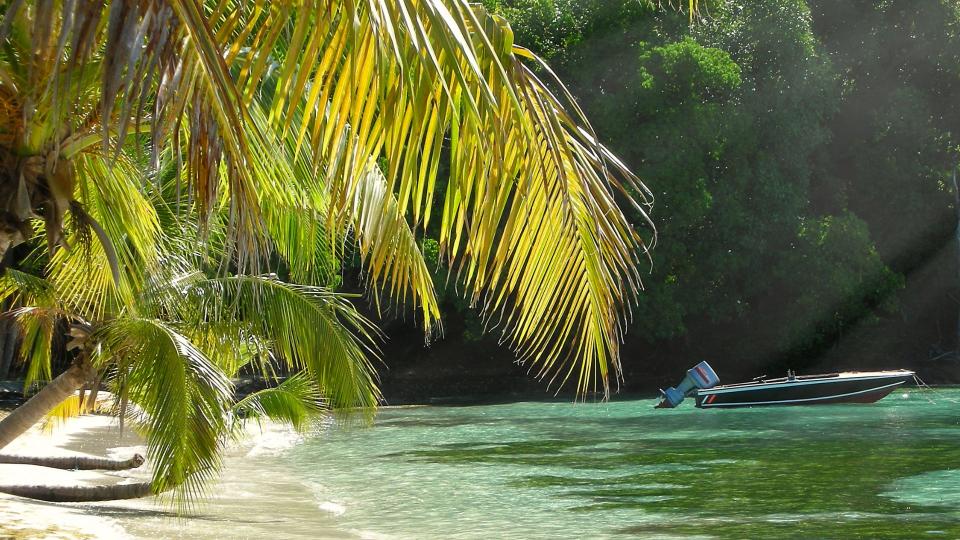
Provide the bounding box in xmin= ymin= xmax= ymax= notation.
xmin=0 ymin=411 xmax=146 ymax=539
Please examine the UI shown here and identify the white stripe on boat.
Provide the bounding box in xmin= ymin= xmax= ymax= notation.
xmin=700 ymin=371 xmax=913 ymax=395
xmin=698 ymin=381 xmax=906 ymax=408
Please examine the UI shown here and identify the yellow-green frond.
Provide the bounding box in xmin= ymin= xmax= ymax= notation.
xmin=338 ymin=163 xmax=442 ymax=339
xmin=262 ymin=2 xmax=653 ymax=397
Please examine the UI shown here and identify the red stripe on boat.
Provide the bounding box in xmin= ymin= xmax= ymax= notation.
xmin=695 ymin=365 xmax=707 ymax=382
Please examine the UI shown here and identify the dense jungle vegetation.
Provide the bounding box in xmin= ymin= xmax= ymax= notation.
xmin=366 ymin=0 xmax=960 ymax=400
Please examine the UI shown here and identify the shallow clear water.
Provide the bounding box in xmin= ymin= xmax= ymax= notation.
xmin=94 ymin=389 xmax=960 ymax=539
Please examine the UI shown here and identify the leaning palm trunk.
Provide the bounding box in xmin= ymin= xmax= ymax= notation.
xmin=0 ymin=363 xmax=156 ymax=503
xmin=0 ymin=482 xmax=153 ymax=502
xmin=0 ymin=363 xmax=91 ymax=451
xmin=0 ymin=453 xmax=144 ymax=470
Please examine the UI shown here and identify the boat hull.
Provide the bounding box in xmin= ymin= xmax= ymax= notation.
xmin=695 ymin=371 xmax=914 ymax=408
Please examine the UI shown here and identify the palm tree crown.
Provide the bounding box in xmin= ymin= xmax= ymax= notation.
xmin=0 ymin=0 xmax=655 ymax=397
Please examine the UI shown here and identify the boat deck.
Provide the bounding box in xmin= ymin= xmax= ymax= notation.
xmin=694 ymin=369 xmax=915 ymax=408
xmin=704 ymin=370 xmax=915 ymax=392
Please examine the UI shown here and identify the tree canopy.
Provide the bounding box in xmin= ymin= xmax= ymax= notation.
xmin=449 ymin=0 xmax=958 ymax=384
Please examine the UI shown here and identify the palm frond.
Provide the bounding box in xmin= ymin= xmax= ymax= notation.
xmin=184 ymin=321 xmax=270 ymax=380
xmin=44 ymin=154 xmax=162 ymax=320
xmin=338 ymin=163 xmax=442 ymax=338
xmin=0 ymin=270 xmax=68 ymax=390
xmin=266 ymin=2 xmax=653 ymax=397
xmin=95 ymin=317 xmax=232 ymax=507
xmin=9 ymin=306 xmax=63 ymax=390
xmin=41 ymin=393 xmax=82 ymax=434
xmin=73 ymin=154 xmax=161 ymax=271
xmin=232 ymin=373 xmax=325 ymax=433
xmin=186 ymin=275 xmax=381 ymax=411
xmin=0 ymin=268 xmax=57 ymax=307
xmin=46 ymin=227 xmax=126 ymax=323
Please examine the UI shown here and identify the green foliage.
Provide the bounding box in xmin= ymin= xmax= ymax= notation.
xmin=421 ymin=239 xmax=441 ymax=269
xmin=0 ymin=182 xmax=382 ymax=503
xmin=486 ymin=0 xmax=960 ymax=362
xmin=187 ymin=276 xmax=381 ymax=411
xmin=627 ymin=38 xmax=744 ymax=338
xmin=808 ymin=0 xmax=960 ymax=265
xmin=483 ymin=0 xmax=656 ymax=62
xmin=233 ymin=374 xmax=326 ymax=433
xmin=638 ymin=38 xmax=742 ymax=104
xmin=772 ymin=213 xmax=904 ymax=352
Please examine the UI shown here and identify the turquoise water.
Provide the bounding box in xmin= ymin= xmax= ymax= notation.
xmin=103 ymin=389 xmax=960 ymax=539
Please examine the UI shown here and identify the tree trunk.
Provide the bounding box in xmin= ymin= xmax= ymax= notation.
xmin=0 ymin=362 xmax=92 ymax=451
xmin=85 ymin=378 xmax=101 ymax=412
xmin=0 ymin=482 xmax=153 ymax=502
xmin=77 ymin=385 xmax=87 ymax=413
xmin=0 ymin=319 xmax=7 ymax=379
xmin=0 ymin=453 xmax=144 ymax=470
xmin=0 ymin=318 xmax=15 ymax=379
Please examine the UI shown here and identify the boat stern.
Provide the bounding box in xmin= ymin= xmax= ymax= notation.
xmin=656 ymin=361 xmax=720 ymax=408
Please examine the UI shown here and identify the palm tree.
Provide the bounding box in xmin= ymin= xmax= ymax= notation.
xmin=0 ymin=0 xmax=655 ymax=400
xmin=0 ymin=189 xmax=381 ymax=502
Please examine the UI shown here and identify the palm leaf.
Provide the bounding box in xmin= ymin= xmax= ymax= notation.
xmin=95 ymin=317 xmax=232 ymax=507
xmin=265 ymin=2 xmax=653 ymax=397
xmin=0 ymin=268 xmax=57 ymax=307
xmin=0 ymin=270 xmax=68 ymax=390
xmin=11 ymin=306 xmax=58 ymax=390
xmin=41 ymin=393 xmax=86 ymax=434
xmin=332 ymin=161 xmax=443 ymax=338
xmin=232 ymin=373 xmax=325 ymax=433
xmin=185 ymin=275 xmax=381 ymax=411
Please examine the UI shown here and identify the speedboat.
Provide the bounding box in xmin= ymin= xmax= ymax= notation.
xmin=656 ymin=362 xmax=915 ymax=409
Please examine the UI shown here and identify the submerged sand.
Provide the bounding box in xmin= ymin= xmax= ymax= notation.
xmin=0 ymin=411 xmax=144 ymax=539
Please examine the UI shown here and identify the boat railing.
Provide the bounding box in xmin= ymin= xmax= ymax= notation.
xmin=710 ymin=372 xmax=843 ymax=389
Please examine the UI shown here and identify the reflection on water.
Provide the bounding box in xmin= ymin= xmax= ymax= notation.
xmin=884 ymin=469 xmax=960 ymax=508
xmin=92 ymin=389 xmax=960 ymax=539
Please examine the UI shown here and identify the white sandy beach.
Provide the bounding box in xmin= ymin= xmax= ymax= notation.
xmin=0 ymin=412 xmax=146 ymax=539
xmin=0 ymin=410 xmax=317 ymax=540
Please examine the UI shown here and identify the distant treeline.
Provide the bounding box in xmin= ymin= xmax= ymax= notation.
xmin=491 ymin=0 xmax=960 ymax=380
xmin=368 ymin=0 xmax=960 ymax=398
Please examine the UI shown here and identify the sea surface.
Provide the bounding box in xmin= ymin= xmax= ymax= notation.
xmin=85 ymin=388 xmax=960 ymax=539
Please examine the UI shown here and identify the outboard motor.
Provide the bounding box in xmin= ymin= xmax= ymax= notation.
xmin=656 ymin=361 xmax=720 ymax=408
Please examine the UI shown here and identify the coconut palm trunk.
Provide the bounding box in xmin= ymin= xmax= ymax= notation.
xmin=0 ymin=361 xmax=158 ymax=503
xmin=0 ymin=453 xmax=144 ymax=470
xmin=0 ymin=362 xmax=91 ymax=451
xmin=0 ymin=482 xmax=153 ymax=502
